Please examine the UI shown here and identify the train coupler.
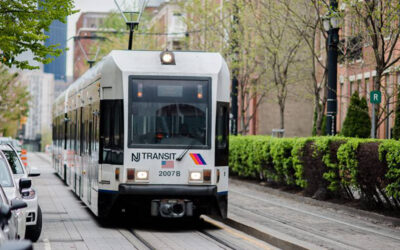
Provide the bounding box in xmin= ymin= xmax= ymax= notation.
xmin=151 ymin=199 xmax=193 ymax=218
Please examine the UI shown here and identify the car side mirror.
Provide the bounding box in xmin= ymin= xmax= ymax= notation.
xmin=19 ymin=178 xmax=31 ymax=192
xmin=28 ymin=168 xmax=40 ymax=177
xmin=10 ymin=199 xmax=27 ymax=211
xmin=0 ymin=240 xmax=33 ymax=250
xmin=0 ymin=204 xmax=11 ymax=220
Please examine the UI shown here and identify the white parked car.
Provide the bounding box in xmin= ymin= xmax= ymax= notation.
xmin=0 ymin=145 xmax=42 ymax=242
xmin=0 ymin=184 xmax=27 ymax=242
xmin=0 ymin=151 xmax=28 ymax=240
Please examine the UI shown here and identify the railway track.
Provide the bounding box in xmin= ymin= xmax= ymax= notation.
xmin=126 ymin=217 xmax=273 ymax=250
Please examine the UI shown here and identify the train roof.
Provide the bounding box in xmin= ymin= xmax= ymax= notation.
xmin=54 ymin=50 xmax=229 ymax=113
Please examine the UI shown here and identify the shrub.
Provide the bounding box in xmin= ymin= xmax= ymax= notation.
xmin=341 ymin=92 xmax=371 ymax=138
xmin=229 ymin=135 xmax=400 ymax=210
xmin=393 ymin=91 xmax=400 ymax=140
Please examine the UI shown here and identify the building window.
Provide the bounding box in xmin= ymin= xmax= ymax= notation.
xmin=350 ymin=81 xmax=354 ymax=96
xmin=365 ymin=78 xmax=370 ymax=97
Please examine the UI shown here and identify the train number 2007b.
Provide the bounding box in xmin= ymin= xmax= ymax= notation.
xmin=159 ymin=171 xmax=181 ymax=177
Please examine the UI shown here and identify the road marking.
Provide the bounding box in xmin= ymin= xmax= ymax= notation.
xmin=43 ymin=238 xmax=51 ymax=250
xmin=202 ymin=216 xmax=273 ymax=250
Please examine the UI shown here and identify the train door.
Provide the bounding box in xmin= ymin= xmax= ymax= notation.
xmin=78 ymin=107 xmax=84 ymax=197
xmin=87 ymin=104 xmax=93 ymax=205
xmin=99 ymin=100 xmax=124 ymax=189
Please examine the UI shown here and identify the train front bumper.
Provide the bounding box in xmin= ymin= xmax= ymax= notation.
xmin=98 ymin=184 xmax=227 ymax=219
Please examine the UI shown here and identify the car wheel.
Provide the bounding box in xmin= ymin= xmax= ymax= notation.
xmin=25 ymin=205 xmax=42 ymax=242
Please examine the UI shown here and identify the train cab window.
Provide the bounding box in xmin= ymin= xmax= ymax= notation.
xmin=215 ymin=102 xmax=229 ymax=166
xmin=100 ymin=100 xmax=124 ymax=165
xmin=128 ymin=77 xmax=211 ymax=149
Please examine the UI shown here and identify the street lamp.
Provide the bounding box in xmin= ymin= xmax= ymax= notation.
xmin=114 ymin=0 xmax=148 ymax=50
xmin=74 ymin=34 xmax=107 ymax=68
xmin=323 ymin=1 xmax=340 ymax=136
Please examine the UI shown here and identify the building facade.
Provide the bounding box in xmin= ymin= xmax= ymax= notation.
xmin=19 ymin=71 xmax=54 ymax=142
xmin=44 ymin=20 xmax=68 ymax=82
xmin=315 ymin=8 xmax=400 ymax=139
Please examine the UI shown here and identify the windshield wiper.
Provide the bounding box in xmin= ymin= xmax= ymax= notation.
xmin=176 ymin=140 xmax=195 ymax=161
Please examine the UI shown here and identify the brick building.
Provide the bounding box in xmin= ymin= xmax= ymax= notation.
xmin=316 ymin=10 xmax=400 ymax=139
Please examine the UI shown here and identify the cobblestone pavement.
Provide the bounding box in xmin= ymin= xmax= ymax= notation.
xmin=29 ymin=153 xmax=275 ymax=250
xmin=229 ymin=179 xmax=400 ymax=250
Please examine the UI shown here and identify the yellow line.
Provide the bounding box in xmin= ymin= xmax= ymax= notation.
xmin=202 ymin=216 xmax=273 ymax=250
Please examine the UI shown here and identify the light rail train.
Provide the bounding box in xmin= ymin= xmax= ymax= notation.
xmin=52 ymin=50 xmax=230 ymax=219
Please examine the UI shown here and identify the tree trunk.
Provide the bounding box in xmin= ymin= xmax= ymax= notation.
xmin=279 ymin=101 xmax=285 ymax=130
xmin=374 ymin=70 xmax=383 ymax=135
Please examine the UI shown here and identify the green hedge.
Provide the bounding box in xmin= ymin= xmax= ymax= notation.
xmin=229 ymin=136 xmax=400 ymax=209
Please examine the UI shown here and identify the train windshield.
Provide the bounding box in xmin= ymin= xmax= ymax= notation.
xmin=128 ymin=77 xmax=210 ymax=148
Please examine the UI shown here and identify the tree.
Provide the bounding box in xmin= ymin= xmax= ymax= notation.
xmin=248 ymin=0 xmax=307 ymax=130
xmin=0 ymin=0 xmax=76 ymax=69
xmin=0 ymin=65 xmax=30 ymax=137
xmin=282 ymin=0 xmax=331 ymax=136
xmin=343 ymin=1 xmax=400 ymax=134
xmin=341 ymin=91 xmax=371 ymax=138
xmin=393 ymin=90 xmax=400 ymax=140
xmin=181 ymin=0 xmax=269 ymax=135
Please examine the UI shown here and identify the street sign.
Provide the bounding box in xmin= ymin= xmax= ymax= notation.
xmin=370 ymin=90 xmax=381 ymax=104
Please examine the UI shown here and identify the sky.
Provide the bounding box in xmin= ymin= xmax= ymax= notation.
xmin=66 ymin=0 xmax=117 ymax=78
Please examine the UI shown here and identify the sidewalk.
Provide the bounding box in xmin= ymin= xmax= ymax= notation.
xmin=228 ymin=178 xmax=400 ymax=250
xmin=29 ymin=153 xmax=143 ymax=250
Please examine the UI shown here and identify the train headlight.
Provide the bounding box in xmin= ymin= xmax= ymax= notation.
xmin=160 ymin=50 xmax=176 ymax=65
xmin=189 ymin=171 xmax=203 ymax=182
xmin=136 ymin=170 xmax=149 ymax=181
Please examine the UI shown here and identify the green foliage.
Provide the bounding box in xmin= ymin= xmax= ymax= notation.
xmin=314 ymin=137 xmax=344 ymax=191
xmin=0 ymin=65 xmax=30 ymax=136
xmin=291 ymin=138 xmax=311 ymax=188
xmin=341 ymin=92 xmax=371 ymax=138
xmin=393 ymin=91 xmax=400 ymax=140
xmin=229 ymin=136 xmax=400 ymax=208
xmin=379 ymin=140 xmax=400 ymax=199
xmin=0 ymin=0 xmax=76 ymax=69
xmin=337 ymin=139 xmax=361 ymax=187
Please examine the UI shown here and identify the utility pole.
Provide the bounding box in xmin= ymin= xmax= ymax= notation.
xmin=230 ymin=1 xmax=239 ymax=135
xmin=325 ymin=0 xmax=339 ymax=136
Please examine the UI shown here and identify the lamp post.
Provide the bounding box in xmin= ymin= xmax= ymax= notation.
xmin=114 ymin=0 xmax=148 ymax=50
xmin=323 ymin=1 xmax=340 ymax=136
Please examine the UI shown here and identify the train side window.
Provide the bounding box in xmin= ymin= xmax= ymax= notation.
xmin=64 ymin=115 xmax=68 ymax=150
xmin=215 ymin=102 xmax=229 ymax=166
xmin=80 ymin=107 xmax=84 ymax=156
xmin=100 ymin=100 xmax=124 ymax=165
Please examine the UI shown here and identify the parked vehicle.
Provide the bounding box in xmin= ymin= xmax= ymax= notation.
xmin=0 ymin=240 xmax=32 ymax=250
xmin=0 ymin=145 xmax=41 ymax=242
xmin=0 ymin=138 xmax=21 ymax=154
xmin=0 ymin=151 xmax=30 ymax=239
xmin=0 ymin=184 xmax=28 ymax=243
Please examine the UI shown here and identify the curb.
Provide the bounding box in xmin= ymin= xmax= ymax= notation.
xmin=222 ymin=217 xmax=312 ymax=250
xmin=230 ymin=178 xmax=400 ymax=227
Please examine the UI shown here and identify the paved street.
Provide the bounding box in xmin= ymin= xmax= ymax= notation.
xmin=28 ymin=152 xmax=400 ymax=250
xmin=29 ymin=153 xmax=274 ymax=250
xmin=229 ymin=179 xmax=400 ymax=250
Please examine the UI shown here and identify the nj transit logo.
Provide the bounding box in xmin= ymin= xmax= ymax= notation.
xmin=189 ymin=153 xmax=207 ymax=165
